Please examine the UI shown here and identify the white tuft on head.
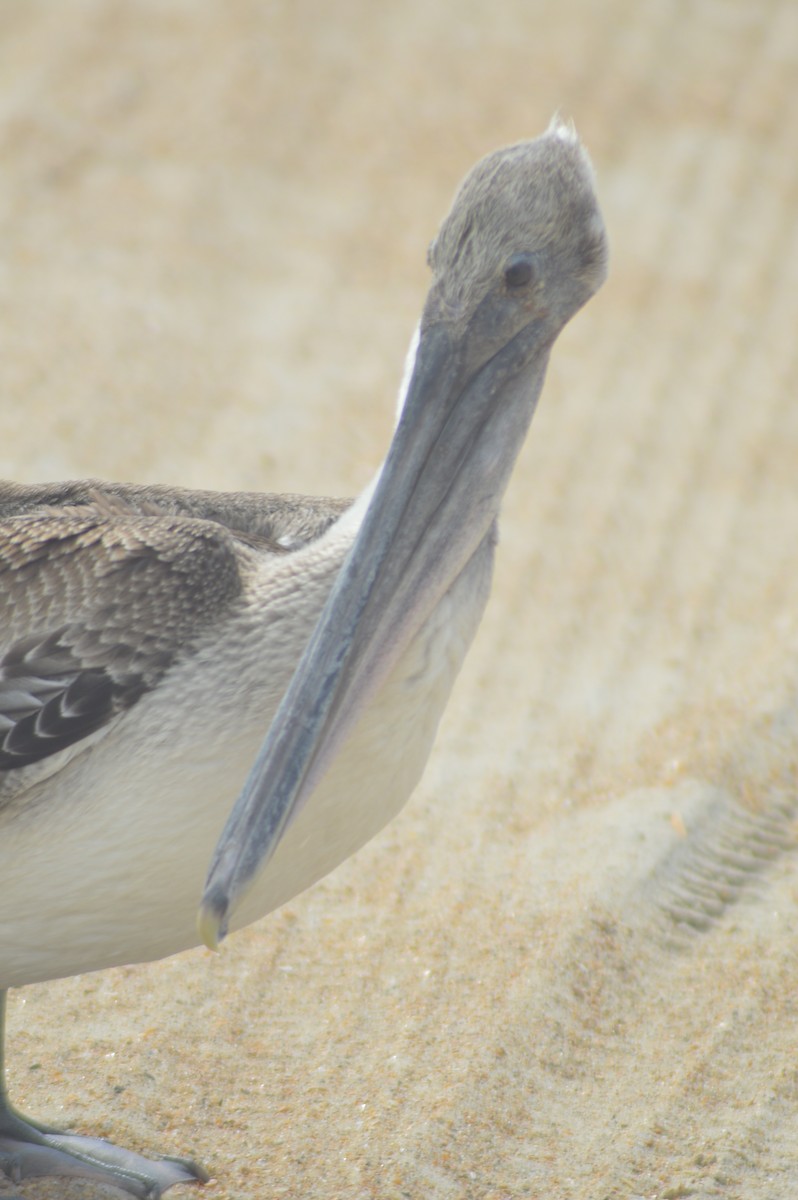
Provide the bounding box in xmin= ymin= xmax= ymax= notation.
xmin=547 ymin=113 xmax=579 ymax=143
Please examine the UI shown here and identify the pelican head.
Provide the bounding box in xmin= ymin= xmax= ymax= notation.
xmin=199 ymin=119 xmax=608 ymax=947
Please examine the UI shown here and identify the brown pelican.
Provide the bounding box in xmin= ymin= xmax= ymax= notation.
xmin=0 ymin=120 xmax=607 ymax=1196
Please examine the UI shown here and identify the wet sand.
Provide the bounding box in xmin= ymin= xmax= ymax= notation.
xmin=2 ymin=2 xmax=798 ymax=1196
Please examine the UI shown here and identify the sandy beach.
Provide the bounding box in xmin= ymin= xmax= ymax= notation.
xmin=2 ymin=1 xmax=798 ymax=1196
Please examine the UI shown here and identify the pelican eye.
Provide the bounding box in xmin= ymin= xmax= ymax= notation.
xmin=504 ymin=253 xmax=535 ymax=289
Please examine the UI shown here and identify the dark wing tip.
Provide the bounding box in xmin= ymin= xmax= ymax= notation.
xmin=0 ymin=624 xmax=150 ymax=772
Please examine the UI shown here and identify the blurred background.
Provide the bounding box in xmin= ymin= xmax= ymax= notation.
xmin=1 ymin=2 xmax=797 ymax=1197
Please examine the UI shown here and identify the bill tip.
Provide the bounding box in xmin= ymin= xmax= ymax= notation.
xmin=197 ymin=886 xmax=229 ymax=952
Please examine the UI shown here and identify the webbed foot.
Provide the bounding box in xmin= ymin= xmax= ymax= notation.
xmin=0 ymin=990 xmax=207 ymax=1196
xmin=0 ymin=1108 xmax=208 ymax=1197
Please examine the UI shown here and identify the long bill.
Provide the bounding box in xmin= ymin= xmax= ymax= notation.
xmin=198 ymin=313 xmax=553 ymax=948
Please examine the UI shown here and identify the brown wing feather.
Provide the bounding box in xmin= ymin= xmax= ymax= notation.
xmin=0 ymin=497 xmax=246 ymax=777
xmin=0 ymin=479 xmax=351 ymax=549
xmin=0 ymin=478 xmax=351 ymax=783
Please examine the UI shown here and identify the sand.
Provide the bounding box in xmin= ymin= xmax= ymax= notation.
xmin=2 ymin=1 xmax=798 ymax=1196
